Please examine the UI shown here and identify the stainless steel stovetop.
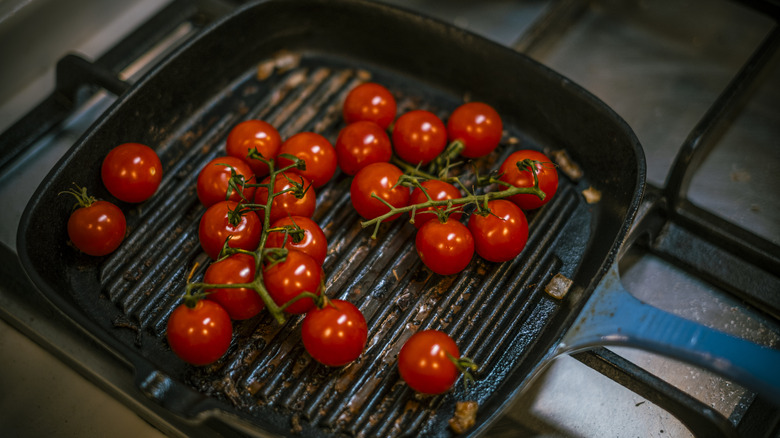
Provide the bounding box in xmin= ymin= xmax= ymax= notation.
xmin=1 ymin=1 xmax=778 ymax=437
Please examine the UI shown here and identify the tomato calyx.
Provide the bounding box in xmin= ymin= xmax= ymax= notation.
xmin=267 ymin=222 xmax=306 ymax=245
xmin=59 ymin=183 xmax=97 ymax=209
xmin=447 ymin=352 xmax=479 ymax=389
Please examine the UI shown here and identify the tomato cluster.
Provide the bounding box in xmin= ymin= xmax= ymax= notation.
xmin=167 ymin=120 xmax=367 ymax=368
xmin=337 ymin=81 xmax=560 ymax=395
xmin=339 ymin=82 xmax=558 ymax=277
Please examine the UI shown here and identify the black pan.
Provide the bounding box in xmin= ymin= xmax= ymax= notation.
xmin=16 ymin=1 xmax=780 ymax=437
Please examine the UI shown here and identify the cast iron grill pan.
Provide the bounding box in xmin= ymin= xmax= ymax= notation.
xmin=17 ymin=1 xmax=644 ymax=436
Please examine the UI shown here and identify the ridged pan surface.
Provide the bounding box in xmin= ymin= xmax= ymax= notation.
xmin=17 ymin=1 xmax=644 ymax=437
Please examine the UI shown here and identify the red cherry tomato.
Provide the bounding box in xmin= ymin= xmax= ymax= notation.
xmin=342 ymin=82 xmax=397 ymax=129
xmin=262 ymin=250 xmax=322 ymax=314
xmin=335 ymin=121 xmax=393 ymax=176
xmin=447 ymin=102 xmax=503 ymax=158
xmin=349 ymin=162 xmax=410 ymax=222
xmin=101 ymin=142 xmax=162 ymax=203
xmin=301 ymin=299 xmax=368 ymax=367
xmin=415 ymin=218 xmax=474 ymax=275
xmin=398 ymin=330 xmax=461 ymax=395
xmin=253 ymin=172 xmax=316 ymax=224
xmin=409 ymin=179 xmax=463 ymax=229
xmin=391 ymin=110 xmax=447 ymax=166
xmin=203 ymin=253 xmax=264 ymax=320
xmin=198 ymin=200 xmax=262 ymax=260
xmin=196 ymin=156 xmax=256 ymax=207
xmin=226 ymin=119 xmax=282 ymax=178
xmin=499 ymin=150 xmax=558 ymax=210
xmin=468 ymin=199 xmax=528 ymax=262
xmin=66 ymin=196 xmax=126 ymax=256
xmin=265 ymin=216 xmax=328 ymax=266
xmin=276 ymin=132 xmax=337 ymax=188
xmin=166 ymin=300 xmax=232 ymax=366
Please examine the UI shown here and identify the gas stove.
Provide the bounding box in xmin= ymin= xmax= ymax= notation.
xmin=1 ymin=1 xmax=778 ymax=437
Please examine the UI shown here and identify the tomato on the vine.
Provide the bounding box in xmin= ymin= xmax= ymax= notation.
xmin=398 ymin=330 xmax=462 ymax=395
xmin=415 ymin=218 xmax=474 ymax=275
xmin=342 ymin=82 xmax=397 ymax=129
xmin=262 ymin=250 xmax=322 ymax=314
xmin=409 ymin=179 xmax=463 ymax=229
xmin=391 ymin=110 xmax=447 ymax=166
xmin=64 ymin=187 xmax=126 ymax=256
xmin=275 ymin=132 xmax=337 ymax=189
xmin=468 ymin=199 xmax=528 ymax=262
xmin=254 ymin=172 xmax=316 ymax=224
xmin=350 ymin=162 xmax=410 ymax=221
xmin=499 ymin=150 xmax=558 ymax=210
xmin=265 ymin=216 xmax=328 ymax=266
xmin=301 ymin=299 xmax=367 ymax=367
xmin=335 ymin=121 xmax=393 ymax=176
xmin=196 ymin=156 xmax=256 ymax=207
xmin=198 ymin=200 xmax=262 ymax=260
xmin=166 ymin=300 xmax=232 ymax=366
xmin=101 ymin=142 xmax=162 ymax=203
xmin=226 ymin=119 xmax=282 ymax=178
xmin=447 ymin=102 xmax=503 ymax=158
xmin=203 ymin=253 xmax=264 ymax=320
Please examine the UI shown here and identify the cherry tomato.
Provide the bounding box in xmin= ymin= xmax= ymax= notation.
xmin=409 ymin=179 xmax=463 ymax=229
xmin=447 ymin=102 xmax=503 ymax=158
xmin=468 ymin=199 xmax=528 ymax=262
xmin=301 ymin=299 xmax=368 ymax=367
xmin=226 ymin=119 xmax=282 ymax=178
xmin=335 ymin=121 xmax=393 ymax=176
xmin=276 ymin=132 xmax=337 ymax=188
xmin=265 ymin=216 xmax=328 ymax=266
xmin=262 ymin=250 xmax=322 ymax=314
xmin=166 ymin=300 xmax=232 ymax=366
xmin=254 ymin=172 xmax=316 ymax=224
xmin=203 ymin=253 xmax=264 ymax=320
xmin=101 ymin=142 xmax=162 ymax=203
xmin=415 ymin=218 xmax=474 ymax=275
xmin=398 ymin=330 xmax=461 ymax=395
xmin=342 ymin=82 xmax=397 ymax=129
xmin=198 ymin=200 xmax=262 ymax=260
xmin=499 ymin=150 xmax=558 ymax=210
xmin=350 ymin=162 xmax=410 ymax=221
xmin=196 ymin=156 xmax=256 ymax=207
xmin=66 ymin=196 xmax=126 ymax=256
xmin=391 ymin=110 xmax=447 ymax=166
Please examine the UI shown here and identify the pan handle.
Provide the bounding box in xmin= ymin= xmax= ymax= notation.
xmin=558 ymin=263 xmax=780 ymax=406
